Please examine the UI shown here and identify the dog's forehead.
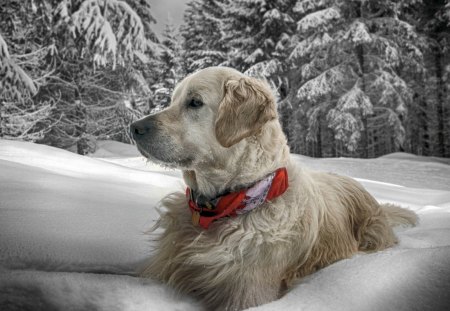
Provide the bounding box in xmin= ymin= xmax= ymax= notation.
xmin=172 ymin=67 xmax=241 ymax=104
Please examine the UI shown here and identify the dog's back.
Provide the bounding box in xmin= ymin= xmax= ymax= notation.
xmin=291 ymin=170 xmax=417 ymax=280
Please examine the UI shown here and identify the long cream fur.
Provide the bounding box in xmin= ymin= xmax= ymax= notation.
xmin=133 ymin=67 xmax=418 ymax=311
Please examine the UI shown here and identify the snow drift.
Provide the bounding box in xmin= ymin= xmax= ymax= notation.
xmin=0 ymin=140 xmax=449 ymax=310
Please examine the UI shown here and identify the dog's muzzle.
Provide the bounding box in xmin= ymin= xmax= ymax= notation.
xmin=130 ymin=115 xmax=194 ymax=167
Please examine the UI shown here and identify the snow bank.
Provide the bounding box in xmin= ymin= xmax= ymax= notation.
xmin=292 ymin=154 xmax=450 ymax=191
xmin=1 ymin=140 xmax=449 ymax=310
xmin=379 ymin=152 xmax=450 ymax=165
xmin=90 ymin=140 xmax=142 ymax=158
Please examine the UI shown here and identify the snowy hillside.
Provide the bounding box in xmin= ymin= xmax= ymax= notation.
xmin=0 ymin=140 xmax=449 ymax=311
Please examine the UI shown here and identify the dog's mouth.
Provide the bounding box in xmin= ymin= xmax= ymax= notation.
xmin=135 ymin=143 xmax=194 ymax=169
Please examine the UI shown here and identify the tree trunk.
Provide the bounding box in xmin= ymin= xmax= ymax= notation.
xmin=75 ymin=99 xmax=88 ymax=155
xmin=0 ymin=102 xmax=3 ymax=138
xmin=356 ymin=44 xmax=369 ymax=158
xmin=355 ymin=2 xmax=369 ymax=158
xmin=435 ymin=47 xmax=445 ymax=156
xmin=74 ymin=86 xmax=88 ymax=155
xmin=317 ymin=114 xmax=323 ymax=158
xmin=419 ymin=94 xmax=430 ymax=155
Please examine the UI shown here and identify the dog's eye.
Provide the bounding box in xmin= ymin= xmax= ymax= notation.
xmin=188 ymin=99 xmax=204 ymax=109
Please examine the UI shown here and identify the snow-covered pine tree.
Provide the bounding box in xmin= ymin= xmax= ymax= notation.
xmin=288 ymin=0 xmax=362 ymax=156
xmin=442 ymin=0 xmax=450 ymax=157
xmin=420 ymin=0 xmax=450 ymax=157
xmin=34 ymin=0 xmax=161 ymax=154
xmin=55 ymin=0 xmax=150 ymax=69
xmin=0 ymin=33 xmax=37 ymax=101
xmin=180 ymin=0 xmax=228 ymax=72
xmin=0 ymin=2 xmax=54 ymax=141
xmin=288 ymin=0 xmax=426 ymax=157
xmin=219 ymin=0 xmax=299 ymax=141
xmin=221 ymin=0 xmax=296 ymax=81
xmin=150 ymin=16 xmax=185 ymax=110
xmin=0 ymin=0 xmax=160 ymax=150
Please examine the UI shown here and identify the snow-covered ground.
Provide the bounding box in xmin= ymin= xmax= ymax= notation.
xmin=0 ymin=139 xmax=449 ymax=311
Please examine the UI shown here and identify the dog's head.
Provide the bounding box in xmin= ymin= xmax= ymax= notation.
xmin=130 ymin=67 xmax=279 ymax=170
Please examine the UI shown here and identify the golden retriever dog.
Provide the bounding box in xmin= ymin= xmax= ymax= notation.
xmin=130 ymin=67 xmax=417 ymax=311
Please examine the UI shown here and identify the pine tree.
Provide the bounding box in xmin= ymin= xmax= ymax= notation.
xmin=421 ymin=0 xmax=450 ymax=157
xmin=55 ymin=0 xmax=150 ymax=69
xmin=221 ymin=0 xmax=296 ymax=80
xmin=219 ymin=0 xmax=300 ymax=140
xmin=0 ymin=1 xmax=53 ymax=140
xmin=288 ymin=0 xmax=426 ymax=157
xmin=43 ymin=0 xmax=159 ymax=153
xmin=0 ymin=33 xmax=37 ymax=101
xmin=0 ymin=0 xmax=160 ymax=153
xmin=151 ymin=16 xmax=185 ymax=110
xmin=180 ymin=0 xmax=228 ymax=72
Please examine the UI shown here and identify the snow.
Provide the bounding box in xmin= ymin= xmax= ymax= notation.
xmin=296 ymin=7 xmax=340 ymax=32
xmin=244 ymin=48 xmax=264 ymax=64
xmin=289 ymin=32 xmax=333 ymax=60
xmin=297 ymin=64 xmax=349 ymax=101
xmin=293 ymin=0 xmax=330 ymax=15
xmin=1 ymin=139 xmax=450 ymax=310
xmin=244 ymin=59 xmax=282 ymax=78
xmin=0 ymin=35 xmax=37 ymax=100
xmin=344 ymin=21 xmax=372 ymax=44
xmin=0 ymin=33 xmax=11 ymax=58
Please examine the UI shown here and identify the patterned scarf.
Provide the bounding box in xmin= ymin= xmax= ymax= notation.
xmin=186 ymin=167 xmax=289 ymax=229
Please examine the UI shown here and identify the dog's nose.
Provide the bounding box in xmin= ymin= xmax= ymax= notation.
xmin=130 ymin=115 xmax=159 ymax=140
xmin=131 ymin=122 xmax=145 ymax=135
xmin=130 ymin=120 xmax=149 ymax=138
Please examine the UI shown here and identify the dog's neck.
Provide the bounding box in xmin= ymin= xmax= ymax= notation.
xmin=182 ymin=123 xmax=291 ymax=199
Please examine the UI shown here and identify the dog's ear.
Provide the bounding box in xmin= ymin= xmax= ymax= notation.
xmin=215 ymin=76 xmax=277 ymax=148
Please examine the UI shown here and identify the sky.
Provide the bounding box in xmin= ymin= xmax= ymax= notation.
xmin=150 ymin=0 xmax=190 ymax=36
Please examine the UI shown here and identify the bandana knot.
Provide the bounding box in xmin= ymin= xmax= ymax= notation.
xmin=186 ymin=167 xmax=289 ymax=229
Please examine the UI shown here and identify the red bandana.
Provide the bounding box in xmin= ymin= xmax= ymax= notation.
xmin=186 ymin=167 xmax=289 ymax=229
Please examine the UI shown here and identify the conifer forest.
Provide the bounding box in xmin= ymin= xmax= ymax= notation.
xmin=1 ymin=0 xmax=449 ymax=158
